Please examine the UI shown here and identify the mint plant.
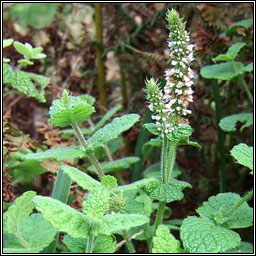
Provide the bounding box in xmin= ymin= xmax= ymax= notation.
xmin=3 ymin=9 xmax=253 ymax=254
xmin=3 ymin=39 xmax=49 ymax=102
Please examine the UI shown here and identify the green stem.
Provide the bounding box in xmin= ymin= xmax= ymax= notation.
xmin=231 ymin=60 xmax=253 ymax=105
xmin=122 ymin=230 xmax=136 ymax=253
xmin=150 ymin=201 xmax=165 ymax=252
xmin=89 ymin=119 xmax=125 ymax=185
xmin=72 ymin=122 xmax=104 ymax=179
xmin=166 ymin=141 xmax=177 ymax=183
xmin=225 ymin=190 xmax=253 ymax=218
xmin=161 ymin=135 xmax=169 ymax=184
xmin=85 ymin=224 xmax=96 ymax=253
xmin=240 ymin=76 xmax=253 ymax=105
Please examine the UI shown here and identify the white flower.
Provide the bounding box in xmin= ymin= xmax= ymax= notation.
xmin=187 ymin=44 xmax=195 ymax=51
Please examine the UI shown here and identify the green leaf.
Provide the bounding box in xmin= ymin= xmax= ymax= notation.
xmin=3 ymin=67 xmax=49 ymax=102
xmin=82 ymin=187 xmax=110 ymax=219
xmin=11 ymin=159 xmax=47 ymax=184
xmin=13 ymin=41 xmax=32 ymax=59
xmin=243 ymin=62 xmax=253 ymax=73
xmin=93 ymin=213 xmax=149 ymax=235
xmin=49 ymin=93 xmax=95 ymax=127
xmin=224 ymin=241 xmax=253 ymax=253
xmin=152 ymin=224 xmax=183 ymax=253
xmin=226 ymin=18 xmax=253 ymax=36
xmin=61 ymin=165 xmax=101 ymax=192
xmin=184 ymin=140 xmax=201 ymax=149
xmin=93 ymin=234 xmax=117 ymax=253
xmin=4 ymin=191 xmax=36 ymax=234
xmin=18 ymin=59 xmax=34 ymax=66
xmin=4 ymin=214 xmax=57 ymax=252
xmin=144 ymin=179 xmax=192 ymax=203
xmin=9 ymin=3 xmax=59 ymax=29
xmin=24 ymin=146 xmax=86 ymax=161
xmin=94 ymin=104 xmax=123 ymax=131
xmin=87 ymin=157 xmax=140 ymax=174
xmin=166 ymin=124 xmax=192 ymax=142
xmin=143 ymin=163 xmax=181 ymax=179
xmin=32 ymin=196 xmax=90 ymax=238
xmin=111 ymin=178 xmax=157 ymax=193
xmin=219 ymin=113 xmax=253 ymax=132
xmin=122 ymin=191 xmax=145 ymax=215
xmin=87 ymin=114 xmax=140 ymax=151
xmin=196 ymin=193 xmax=253 ymax=229
xmin=142 ymin=138 xmax=162 ymax=160
xmin=101 ymin=175 xmax=118 ymax=190
xmin=180 ymin=216 xmax=241 ymax=253
xmin=79 ymin=94 xmax=96 ymax=106
xmin=212 ymin=42 xmax=246 ymax=63
xmin=230 ymin=143 xmax=253 ymax=172
xmin=3 ymin=38 xmax=14 ymax=48
xmin=3 ymin=63 xmax=13 ymax=84
xmin=63 ymin=234 xmax=116 ymax=253
xmin=200 ymin=61 xmax=245 ymax=81
xmin=143 ymin=123 xmax=160 ymax=136
xmin=62 ymin=235 xmax=86 ymax=253
xmin=226 ymin=42 xmax=246 ymax=60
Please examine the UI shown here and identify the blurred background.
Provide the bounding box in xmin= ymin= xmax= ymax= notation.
xmin=3 ymin=2 xmax=254 ymax=248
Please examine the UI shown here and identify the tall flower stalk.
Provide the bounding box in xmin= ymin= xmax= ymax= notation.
xmin=144 ymin=9 xmax=195 ymax=250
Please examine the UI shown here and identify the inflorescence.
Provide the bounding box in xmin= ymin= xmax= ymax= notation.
xmin=145 ymin=9 xmax=195 ymax=136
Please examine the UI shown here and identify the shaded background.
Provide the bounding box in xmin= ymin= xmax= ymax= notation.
xmin=3 ymin=2 xmax=254 ymax=250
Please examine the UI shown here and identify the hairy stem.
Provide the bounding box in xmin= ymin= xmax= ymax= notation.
xmin=225 ymin=190 xmax=253 ymax=218
xmin=85 ymin=224 xmax=96 ymax=253
xmin=72 ymin=122 xmax=104 ymax=179
xmin=240 ymin=77 xmax=253 ymax=105
xmin=122 ymin=230 xmax=136 ymax=253
xmin=166 ymin=141 xmax=177 ymax=183
xmin=161 ymin=134 xmax=169 ymax=184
